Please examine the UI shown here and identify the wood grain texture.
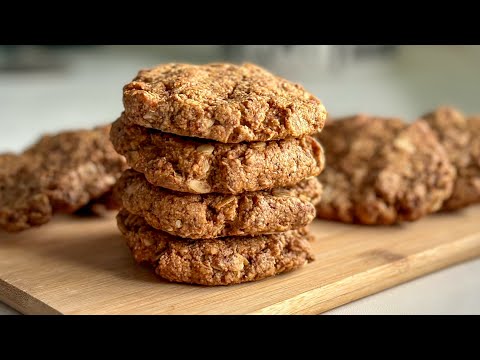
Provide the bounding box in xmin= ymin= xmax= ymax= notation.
xmin=1 ymin=206 xmax=479 ymax=315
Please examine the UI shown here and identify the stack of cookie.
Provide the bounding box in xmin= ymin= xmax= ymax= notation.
xmin=111 ymin=63 xmax=327 ymax=286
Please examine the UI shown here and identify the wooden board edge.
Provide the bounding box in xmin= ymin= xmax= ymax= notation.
xmin=0 ymin=279 xmax=62 ymax=315
xmin=249 ymin=232 xmax=480 ymax=315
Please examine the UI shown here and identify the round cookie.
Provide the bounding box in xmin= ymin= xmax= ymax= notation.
xmin=421 ymin=107 xmax=480 ymax=210
xmin=0 ymin=125 xmax=127 ymax=232
xmin=122 ymin=63 xmax=327 ymax=143
xmin=117 ymin=209 xmax=314 ymax=286
xmin=315 ymin=114 xmax=455 ymax=225
xmin=110 ymin=115 xmax=324 ymax=194
xmin=115 ymin=169 xmax=322 ymax=239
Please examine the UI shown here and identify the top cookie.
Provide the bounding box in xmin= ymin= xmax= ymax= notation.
xmin=122 ymin=63 xmax=327 ymax=143
xmin=315 ymin=115 xmax=455 ymax=225
xmin=421 ymin=106 xmax=480 ymax=210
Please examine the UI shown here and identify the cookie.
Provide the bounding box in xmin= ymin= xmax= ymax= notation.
xmin=122 ymin=63 xmax=327 ymax=143
xmin=110 ymin=115 xmax=324 ymax=194
xmin=117 ymin=209 xmax=314 ymax=286
xmin=0 ymin=125 xmax=127 ymax=232
xmin=315 ymin=115 xmax=455 ymax=224
xmin=74 ymin=191 xmax=120 ymax=217
xmin=421 ymin=107 xmax=480 ymax=210
xmin=115 ymin=169 xmax=322 ymax=239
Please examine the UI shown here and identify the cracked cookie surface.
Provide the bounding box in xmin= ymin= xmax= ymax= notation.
xmin=421 ymin=106 xmax=480 ymax=210
xmin=116 ymin=169 xmax=322 ymax=239
xmin=122 ymin=63 xmax=327 ymax=143
xmin=111 ymin=115 xmax=324 ymax=194
xmin=0 ymin=125 xmax=127 ymax=232
xmin=315 ymin=115 xmax=455 ymax=224
xmin=118 ymin=209 xmax=314 ymax=286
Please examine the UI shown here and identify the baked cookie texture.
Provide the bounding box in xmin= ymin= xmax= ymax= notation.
xmin=421 ymin=106 xmax=480 ymax=210
xmin=117 ymin=209 xmax=314 ymax=286
xmin=116 ymin=169 xmax=322 ymax=239
xmin=122 ymin=63 xmax=327 ymax=143
xmin=111 ymin=115 xmax=324 ymax=194
xmin=0 ymin=125 xmax=127 ymax=232
xmin=315 ymin=115 xmax=455 ymax=225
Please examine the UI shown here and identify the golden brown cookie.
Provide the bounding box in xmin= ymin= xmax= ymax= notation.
xmin=122 ymin=63 xmax=327 ymax=143
xmin=315 ymin=115 xmax=455 ymax=225
xmin=0 ymin=125 xmax=127 ymax=232
xmin=110 ymin=115 xmax=324 ymax=194
xmin=115 ymin=169 xmax=322 ymax=239
xmin=421 ymin=106 xmax=480 ymax=210
xmin=117 ymin=209 xmax=314 ymax=286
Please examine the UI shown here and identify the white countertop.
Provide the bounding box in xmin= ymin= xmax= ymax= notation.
xmin=1 ymin=45 xmax=479 ymax=314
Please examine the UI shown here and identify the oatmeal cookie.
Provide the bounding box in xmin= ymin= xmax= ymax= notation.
xmin=421 ymin=106 xmax=480 ymax=210
xmin=122 ymin=63 xmax=327 ymax=143
xmin=116 ymin=169 xmax=322 ymax=239
xmin=110 ymin=115 xmax=324 ymax=194
xmin=0 ymin=153 xmax=51 ymax=232
xmin=316 ymin=115 xmax=455 ymax=224
xmin=0 ymin=125 xmax=127 ymax=232
xmin=117 ymin=209 xmax=314 ymax=286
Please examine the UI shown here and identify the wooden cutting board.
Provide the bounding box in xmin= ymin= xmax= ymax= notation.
xmin=1 ymin=205 xmax=480 ymax=315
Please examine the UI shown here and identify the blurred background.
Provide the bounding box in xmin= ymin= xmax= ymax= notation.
xmin=1 ymin=45 xmax=480 ymax=152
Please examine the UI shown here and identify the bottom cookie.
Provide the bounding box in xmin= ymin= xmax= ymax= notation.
xmin=117 ymin=209 xmax=315 ymax=286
